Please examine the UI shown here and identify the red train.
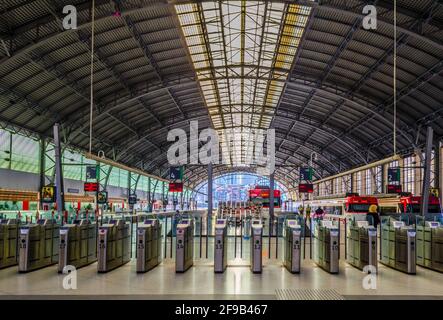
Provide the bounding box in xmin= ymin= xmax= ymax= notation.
xmin=248 ymin=185 xmax=281 ymax=208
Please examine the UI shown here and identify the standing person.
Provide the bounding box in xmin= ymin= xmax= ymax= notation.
xmin=367 ymin=204 xmax=380 ymax=228
xmin=313 ymin=206 xmax=325 ymax=219
xmin=298 ymin=205 xmax=304 ymax=217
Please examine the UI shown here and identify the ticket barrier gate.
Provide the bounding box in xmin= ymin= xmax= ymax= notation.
xmin=58 ymin=219 xmax=97 ymax=273
xmin=136 ymin=219 xmax=162 ymax=273
xmin=314 ymin=220 xmax=339 ymax=274
xmin=214 ymin=219 xmax=228 ymax=273
xmin=18 ymin=219 xmax=59 ymax=272
xmin=283 ymin=219 xmax=302 ymax=273
xmin=380 ymin=219 xmax=416 ymax=274
xmin=176 ymin=219 xmax=194 ymax=273
xmin=250 ymin=220 xmax=263 ymax=274
xmin=97 ymin=219 xmax=131 ymax=273
xmin=416 ymin=221 xmax=443 ymax=272
xmin=346 ymin=219 xmax=377 ymax=272
xmin=0 ymin=219 xmax=19 ymax=269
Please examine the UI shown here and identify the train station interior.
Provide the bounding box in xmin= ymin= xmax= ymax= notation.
xmin=0 ymin=0 xmax=442 ymax=301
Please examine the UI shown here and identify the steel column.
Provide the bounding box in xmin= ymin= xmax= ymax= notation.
xmin=421 ymin=127 xmax=433 ymax=215
xmin=53 ymin=123 xmax=65 ymax=215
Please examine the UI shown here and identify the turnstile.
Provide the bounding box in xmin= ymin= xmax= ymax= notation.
xmin=97 ymin=219 xmax=130 ymax=273
xmin=283 ymin=219 xmax=302 ymax=273
xmin=18 ymin=219 xmax=59 ymax=272
xmin=0 ymin=219 xmax=19 ymax=269
xmin=250 ymin=220 xmax=263 ymax=274
xmin=346 ymin=220 xmax=378 ymax=272
xmin=214 ymin=219 xmax=228 ymax=273
xmin=176 ymin=218 xmax=194 ymax=273
xmin=416 ymin=221 xmax=443 ymax=272
xmin=58 ymin=219 xmax=97 ymax=273
xmin=136 ymin=219 xmax=162 ymax=273
xmin=381 ymin=219 xmax=416 ymax=274
xmin=314 ymin=220 xmax=339 ymax=274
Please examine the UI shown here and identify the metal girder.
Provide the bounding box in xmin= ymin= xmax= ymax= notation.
xmin=127 ymin=171 xmax=141 ymax=206
xmin=325 ymin=58 xmax=443 ymax=152
xmin=286 ymin=75 xmax=416 ymax=147
xmin=285 ymin=12 xmax=368 ymax=160
xmin=0 ymin=84 xmax=60 ymax=123
xmin=319 ymin=2 xmax=442 ymax=151
xmin=23 ymin=49 xmax=166 ymax=162
xmin=41 ymin=138 xmax=56 ymax=186
xmin=39 ymin=0 xmax=165 ymax=149
xmin=66 ymin=75 xmax=197 ymax=143
xmin=98 ymin=164 xmax=112 ymax=192
xmin=183 ymin=165 xmax=296 ymax=190
xmin=2 ymin=0 xmax=442 ymax=73
xmin=122 ymin=13 xmax=186 ymax=119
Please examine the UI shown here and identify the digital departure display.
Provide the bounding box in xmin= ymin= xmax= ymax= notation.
xmin=169 ymin=182 xmax=183 ymax=192
xmin=298 ymin=183 xmax=314 ymax=193
xmin=84 ymin=182 xmax=99 ymax=192
xmin=387 ymin=184 xmax=402 ymax=194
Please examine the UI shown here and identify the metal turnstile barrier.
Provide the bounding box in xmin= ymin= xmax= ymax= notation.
xmin=250 ymin=220 xmax=263 ymax=274
xmin=214 ymin=219 xmax=228 ymax=273
xmin=58 ymin=219 xmax=97 ymax=273
xmin=0 ymin=219 xmax=19 ymax=269
xmin=176 ymin=218 xmax=194 ymax=273
xmin=346 ymin=218 xmax=377 ymax=272
xmin=18 ymin=219 xmax=59 ymax=272
xmin=314 ymin=220 xmax=339 ymax=274
xmin=416 ymin=221 xmax=443 ymax=272
xmin=380 ymin=218 xmax=416 ymax=274
xmin=97 ymin=219 xmax=131 ymax=273
xmin=136 ymin=219 xmax=162 ymax=273
xmin=283 ymin=219 xmax=302 ymax=273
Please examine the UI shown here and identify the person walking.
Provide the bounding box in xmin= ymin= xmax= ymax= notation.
xmin=313 ymin=206 xmax=325 ymax=219
xmin=367 ymin=204 xmax=380 ymax=228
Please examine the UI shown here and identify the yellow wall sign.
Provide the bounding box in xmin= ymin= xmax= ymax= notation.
xmin=430 ymin=188 xmax=439 ymax=198
xmin=41 ymin=186 xmax=56 ymax=203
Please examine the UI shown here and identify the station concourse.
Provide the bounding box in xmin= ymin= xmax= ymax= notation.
xmin=0 ymin=0 xmax=442 ymax=301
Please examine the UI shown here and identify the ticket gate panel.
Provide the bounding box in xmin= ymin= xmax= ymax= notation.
xmin=176 ymin=220 xmax=194 ymax=273
xmin=0 ymin=219 xmax=19 ymax=269
xmin=136 ymin=219 xmax=162 ymax=273
xmin=380 ymin=220 xmax=416 ymax=274
xmin=283 ymin=220 xmax=301 ymax=274
xmin=97 ymin=220 xmax=130 ymax=273
xmin=18 ymin=219 xmax=60 ymax=272
xmin=346 ymin=222 xmax=378 ymax=272
xmin=214 ymin=219 xmax=228 ymax=273
xmin=314 ymin=221 xmax=339 ymax=274
xmin=58 ymin=220 xmax=97 ymax=273
xmin=250 ymin=222 xmax=263 ymax=274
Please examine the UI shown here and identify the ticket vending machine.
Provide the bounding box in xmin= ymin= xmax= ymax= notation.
xmin=250 ymin=220 xmax=263 ymax=274
xmin=314 ymin=220 xmax=339 ymax=274
xmin=283 ymin=219 xmax=302 ymax=273
xmin=18 ymin=219 xmax=59 ymax=272
xmin=97 ymin=219 xmax=130 ymax=273
xmin=346 ymin=220 xmax=378 ymax=272
xmin=176 ymin=219 xmax=194 ymax=273
xmin=58 ymin=219 xmax=97 ymax=273
xmin=0 ymin=219 xmax=19 ymax=269
xmin=136 ymin=219 xmax=162 ymax=273
xmin=416 ymin=221 xmax=443 ymax=272
xmin=381 ymin=219 xmax=416 ymax=274
xmin=214 ymin=219 xmax=228 ymax=273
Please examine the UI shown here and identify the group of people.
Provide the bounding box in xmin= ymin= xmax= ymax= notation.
xmin=298 ymin=204 xmax=381 ymax=227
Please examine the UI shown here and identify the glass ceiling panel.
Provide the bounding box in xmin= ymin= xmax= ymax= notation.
xmin=175 ymin=1 xmax=311 ymax=165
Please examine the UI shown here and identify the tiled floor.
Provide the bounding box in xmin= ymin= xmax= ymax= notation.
xmin=1 ymin=256 xmax=442 ymax=299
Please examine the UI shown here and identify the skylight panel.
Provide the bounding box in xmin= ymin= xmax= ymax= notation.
xmin=175 ymin=1 xmax=311 ymax=165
